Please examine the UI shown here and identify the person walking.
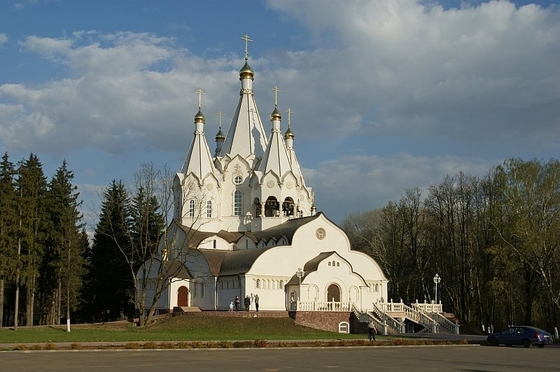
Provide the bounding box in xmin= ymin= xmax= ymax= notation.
xmin=368 ymin=320 xmax=377 ymax=341
xmin=228 ymin=301 xmax=234 ymax=312
xmin=254 ymin=294 xmax=260 ymax=312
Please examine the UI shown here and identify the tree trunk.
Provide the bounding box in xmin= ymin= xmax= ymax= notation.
xmin=0 ymin=277 xmax=4 ymax=327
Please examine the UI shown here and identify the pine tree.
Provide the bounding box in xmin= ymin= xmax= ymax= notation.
xmin=14 ymin=153 xmax=48 ymax=328
xmin=41 ymin=160 xmax=85 ymax=327
xmin=0 ymin=153 xmax=18 ymax=327
xmin=88 ymin=180 xmax=134 ymax=321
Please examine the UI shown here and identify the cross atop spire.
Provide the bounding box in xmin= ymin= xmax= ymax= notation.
xmin=196 ymin=89 xmax=205 ymax=109
xmin=240 ymin=34 xmax=253 ymax=61
xmin=216 ymin=111 xmax=224 ymax=129
xmin=272 ymin=86 xmax=281 ymax=107
xmin=286 ymin=108 xmax=293 ymax=128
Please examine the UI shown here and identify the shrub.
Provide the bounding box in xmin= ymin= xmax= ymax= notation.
xmin=253 ymin=339 xmax=268 ymax=348
xmin=44 ymin=343 xmax=57 ymax=350
xmin=70 ymin=343 xmax=83 ymax=350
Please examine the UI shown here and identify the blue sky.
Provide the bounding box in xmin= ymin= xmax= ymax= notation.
xmin=0 ymin=0 xmax=559 ymax=231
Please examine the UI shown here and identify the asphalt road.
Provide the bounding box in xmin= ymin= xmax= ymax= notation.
xmin=2 ymin=344 xmax=559 ymax=371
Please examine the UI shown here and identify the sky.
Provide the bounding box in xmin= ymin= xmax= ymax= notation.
xmin=0 ymin=0 xmax=559 ymax=232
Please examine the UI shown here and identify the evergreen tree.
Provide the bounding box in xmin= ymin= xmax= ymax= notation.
xmin=41 ymin=160 xmax=85 ymax=326
xmin=14 ymin=153 xmax=48 ymax=328
xmin=88 ymin=180 xmax=133 ymax=321
xmin=0 ymin=153 xmax=17 ymax=326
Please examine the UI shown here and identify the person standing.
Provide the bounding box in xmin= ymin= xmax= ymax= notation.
xmin=234 ymin=296 xmax=240 ymax=311
xmin=368 ymin=320 xmax=377 ymax=341
xmin=254 ymin=294 xmax=260 ymax=312
xmin=244 ymin=295 xmax=251 ymax=311
xmin=228 ymin=301 xmax=234 ymax=312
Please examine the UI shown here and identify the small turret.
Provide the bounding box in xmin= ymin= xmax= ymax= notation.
xmin=215 ymin=111 xmax=225 ymax=157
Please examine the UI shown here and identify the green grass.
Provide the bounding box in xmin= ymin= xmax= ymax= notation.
xmin=0 ymin=316 xmax=363 ymax=344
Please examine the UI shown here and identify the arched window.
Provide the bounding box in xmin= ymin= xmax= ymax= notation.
xmin=234 ymin=190 xmax=243 ymax=216
xmin=253 ymin=197 xmax=262 ymax=217
xmin=206 ymin=201 xmax=212 ymax=218
xmin=282 ymin=197 xmax=294 ymax=216
xmin=188 ymin=200 xmax=195 ymax=217
xmin=264 ymin=196 xmax=279 ymax=217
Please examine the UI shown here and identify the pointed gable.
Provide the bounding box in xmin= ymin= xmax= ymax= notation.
xmin=181 ymin=108 xmax=215 ymax=180
xmin=258 ymin=109 xmax=293 ymax=179
xmin=219 ymin=59 xmax=268 ymax=160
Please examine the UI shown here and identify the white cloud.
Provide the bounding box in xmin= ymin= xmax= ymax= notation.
xmin=0 ymin=34 xmax=7 ymax=45
xmin=267 ymin=0 xmax=560 ymax=148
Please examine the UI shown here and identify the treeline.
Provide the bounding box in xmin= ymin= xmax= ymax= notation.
xmin=0 ymin=153 xmax=87 ymax=328
xmin=0 ymin=153 xmax=165 ymax=327
xmin=343 ymin=158 xmax=560 ymax=331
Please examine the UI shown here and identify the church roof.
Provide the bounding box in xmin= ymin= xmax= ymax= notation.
xmin=180 ymin=109 xmax=215 ymax=178
xmin=251 ymin=213 xmax=321 ymax=243
xmin=258 ymin=110 xmax=293 ymax=179
xmin=179 ymin=213 xmax=324 ymax=277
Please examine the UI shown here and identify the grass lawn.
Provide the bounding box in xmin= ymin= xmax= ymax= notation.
xmin=0 ymin=316 xmax=365 ymax=344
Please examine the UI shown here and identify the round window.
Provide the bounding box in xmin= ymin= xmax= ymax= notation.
xmin=234 ymin=175 xmax=243 ymax=185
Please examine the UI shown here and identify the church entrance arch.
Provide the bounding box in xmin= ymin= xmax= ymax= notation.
xmin=178 ymin=286 xmax=189 ymax=307
xmin=327 ymin=284 xmax=341 ymax=302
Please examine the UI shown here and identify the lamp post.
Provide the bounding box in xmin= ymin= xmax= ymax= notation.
xmin=433 ymin=274 xmax=441 ymax=305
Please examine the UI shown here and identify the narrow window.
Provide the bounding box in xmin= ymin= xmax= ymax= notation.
xmin=206 ymin=200 xmax=212 ymax=218
xmin=189 ymin=200 xmax=195 ymax=217
xmin=234 ymin=190 xmax=243 ymax=216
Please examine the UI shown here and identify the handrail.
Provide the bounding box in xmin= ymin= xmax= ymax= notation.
xmin=431 ymin=311 xmax=460 ymax=334
xmin=372 ymin=302 xmax=405 ymax=333
xmin=378 ymin=300 xmax=435 ymax=331
xmin=411 ymin=302 xmax=460 ymax=334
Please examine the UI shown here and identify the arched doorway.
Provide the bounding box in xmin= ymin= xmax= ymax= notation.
xmin=327 ymin=284 xmax=341 ymax=302
xmin=177 ymin=286 xmax=189 ymax=307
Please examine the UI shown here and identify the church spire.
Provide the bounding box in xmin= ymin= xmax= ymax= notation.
xmin=258 ymin=86 xmax=291 ymax=178
xmin=218 ymin=34 xmax=267 ymax=160
xmin=180 ymin=89 xmax=215 ymax=180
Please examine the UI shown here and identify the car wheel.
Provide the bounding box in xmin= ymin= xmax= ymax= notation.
xmin=537 ymin=344 xmax=545 ymax=348
xmin=522 ymin=339 xmax=531 ymax=348
xmin=488 ymin=337 xmax=499 ymax=346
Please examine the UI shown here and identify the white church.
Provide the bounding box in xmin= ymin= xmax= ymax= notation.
xmin=142 ymin=36 xmax=389 ymax=321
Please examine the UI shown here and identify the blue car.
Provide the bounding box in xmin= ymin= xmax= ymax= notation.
xmin=487 ymin=325 xmax=553 ymax=348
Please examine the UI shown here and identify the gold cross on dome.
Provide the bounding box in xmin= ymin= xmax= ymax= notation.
xmin=240 ymin=34 xmax=253 ymax=60
xmin=216 ymin=111 xmax=224 ymax=129
xmin=196 ymin=88 xmax=205 ymax=109
xmin=286 ymin=108 xmax=293 ymax=127
xmin=272 ymin=86 xmax=281 ymax=107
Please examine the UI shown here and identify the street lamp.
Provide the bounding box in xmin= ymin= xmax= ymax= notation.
xmin=433 ymin=274 xmax=441 ymax=305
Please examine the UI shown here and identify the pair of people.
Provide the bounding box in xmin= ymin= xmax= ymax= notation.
xmin=231 ymin=294 xmax=259 ymax=311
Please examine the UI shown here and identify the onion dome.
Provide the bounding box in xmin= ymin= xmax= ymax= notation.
xmin=270 ymin=107 xmax=281 ymax=121
xmin=194 ymin=109 xmax=205 ymax=123
xmin=215 ymin=128 xmax=225 ymax=142
xmin=284 ymin=126 xmax=294 ymax=140
xmin=239 ymin=60 xmax=254 ymax=80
